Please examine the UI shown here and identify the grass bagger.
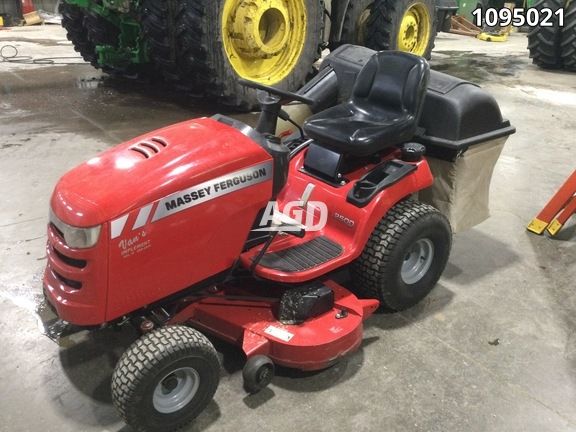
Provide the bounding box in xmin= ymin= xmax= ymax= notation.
xmin=43 ymin=45 xmax=515 ymax=432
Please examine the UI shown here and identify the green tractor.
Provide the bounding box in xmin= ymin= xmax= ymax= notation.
xmin=60 ymin=0 xmax=457 ymax=107
xmin=528 ymin=0 xmax=575 ymax=71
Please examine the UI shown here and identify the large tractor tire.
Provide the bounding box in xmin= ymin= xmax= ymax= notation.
xmin=61 ymin=2 xmax=150 ymax=78
xmin=561 ymin=0 xmax=576 ymax=71
xmin=340 ymin=0 xmax=437 ymax=59
xmin=527 ymin=0 xmax=564 ymax=69
xmin=60 ymin=2 xmax=98 ymax=67
xmin=141 ymin=0 xmax=325 ymax=109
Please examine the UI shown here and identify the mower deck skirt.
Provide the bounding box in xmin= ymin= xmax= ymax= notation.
xmin=170 ymin=281 xmax=379 ymax=371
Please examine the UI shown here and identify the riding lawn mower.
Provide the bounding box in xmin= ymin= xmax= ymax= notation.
xmin=43 ymin=45 xmax=515 ymax=432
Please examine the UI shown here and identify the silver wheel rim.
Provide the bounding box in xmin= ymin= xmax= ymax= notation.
xmin=153 ymin=367 xmax=200 ymax=414
xmin=401 ymin=238 xmax=435 ymax=285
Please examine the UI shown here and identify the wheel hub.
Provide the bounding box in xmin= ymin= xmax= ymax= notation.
xmin=397 ymin=3 xmax=431 ymax=56
xmin=230 ymin=2 xmax=290 ymax=57
xmin=222 ymin=0 xmax=308 ymax=83
xmin=153 ymin=367 xmax=200 ymax=414
xmin=401 ymin=238 xmax=435 ymax=285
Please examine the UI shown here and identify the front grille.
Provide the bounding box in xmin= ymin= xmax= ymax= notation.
xmin=53 ymin=271 xmax=82 ymax=290
xmin=53 ymin=247 xmax=87 ymax=269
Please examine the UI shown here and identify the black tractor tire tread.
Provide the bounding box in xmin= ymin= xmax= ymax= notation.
xmin=561 ymin=0 xmax=576 ymax=71
xmin=527 ymin=0 xmax=564 ymax=69
xmin=339 ymin=0 xmax=374 ymax=46
xmin=351 ymin=200 xmax=451 ymax=310
xmin=365 ymin=0 xmax=437 ymax=59
xmin=112 ymin=325 xmax=220 ymax=432
xmin=140 ymin=0 xmax=193 ymax=84
xmin=141 ymin=0 xmax=324 ymax=109
xmin=84 ymin=11 xmax=119 ymax=47
xmin=59 ymin=2 xmax=98 ymax=66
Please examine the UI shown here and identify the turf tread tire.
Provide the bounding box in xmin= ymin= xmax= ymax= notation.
xmin=351 ymin=200 xmax=451 ymax=311
xmin=112 ymin=325 xmax=220 ymax=432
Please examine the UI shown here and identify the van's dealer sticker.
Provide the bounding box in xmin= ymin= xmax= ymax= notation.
xmin=264 ymin=325 xmax=294 ymax=342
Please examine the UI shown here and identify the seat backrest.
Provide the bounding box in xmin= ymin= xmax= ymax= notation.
xmin=352 ymin=51 xmax=430 ymax=120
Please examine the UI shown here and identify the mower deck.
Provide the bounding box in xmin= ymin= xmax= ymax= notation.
xmin=168 ymin=280 xmax=379 ymax=371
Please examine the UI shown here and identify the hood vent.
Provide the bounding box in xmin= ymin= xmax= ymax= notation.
xmin=130 ymin=136 xmax=169 ymax=159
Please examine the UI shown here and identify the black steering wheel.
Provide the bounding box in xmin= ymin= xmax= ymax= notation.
xmin=238 ymin=79 xmax=315 ymax=106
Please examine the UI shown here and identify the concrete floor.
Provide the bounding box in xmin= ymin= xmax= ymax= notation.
xmin=1 ymin=25 xmax=575 ymax=432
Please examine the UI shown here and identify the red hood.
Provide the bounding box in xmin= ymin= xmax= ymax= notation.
xmin=51 ymin=117 xmax=270 ymax=227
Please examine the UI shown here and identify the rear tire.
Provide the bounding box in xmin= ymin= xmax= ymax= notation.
xmin=141 ymin=0 xmax=324 ymax=109
xmin=527 ymin=0 xmax=564 ymax=69
xmin=364 ymin=0 xmax=437 ymax=59
xmin=112 ymin=326 xmax=220 ymax=432
xmin=351 ymin=200 xmax=452 ymax=311
xmin=561 ymin=0 xmax=576 ymax=71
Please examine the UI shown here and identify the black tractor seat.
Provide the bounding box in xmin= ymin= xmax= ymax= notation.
xmin=304 ymin=51 xmax=430 ymax=157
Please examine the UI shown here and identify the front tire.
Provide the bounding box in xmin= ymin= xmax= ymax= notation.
xmin=112 ymin=325 xmax=220 ymax=432
xmin=351 ymin=200 xmax=452 ymax=311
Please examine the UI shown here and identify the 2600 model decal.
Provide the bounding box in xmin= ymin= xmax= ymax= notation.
xmin=110 ymin=161 xmax=273 ymax=239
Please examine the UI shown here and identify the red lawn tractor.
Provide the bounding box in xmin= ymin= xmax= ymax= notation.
xmin=43 ymin=46 xmax=515 ymax=432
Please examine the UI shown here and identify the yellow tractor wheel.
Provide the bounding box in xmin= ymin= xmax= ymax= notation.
xmin=339 ymin=0 xmax=436 ymax=59
xmin=141 ymin=0 xmax=324 ymax=109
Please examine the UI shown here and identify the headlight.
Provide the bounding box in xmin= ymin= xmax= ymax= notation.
xmin=49 ymin=209 xmax=101 ymax=249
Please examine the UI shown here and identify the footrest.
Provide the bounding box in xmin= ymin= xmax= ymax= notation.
xmin=258 ymin=236 xmax=343 ymax=273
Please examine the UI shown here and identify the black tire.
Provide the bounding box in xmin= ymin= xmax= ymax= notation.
xmin=112 ymin=325 xmax=220 ymax=432
xmin=139 ymin=0 xmax=184 ymax=83
xmin=59 ymin=2 xmax=98 ymax=66
xmin=527 ymin=0 xmax=564 ymax=69
xmin=83 ymin=4 xmax=155 ymax=78
xmin=561 ymin=0 xmax=576 ymax=71
xmin=141 ymin=0 xmax=324 ymax=109
xmin=339 ymin=0 xmax=374 ymax=47
xmin=364 ymin=0 xmax=437 ymax=60
xmin=351 ymin=200 xmax=452 ymax=311
xmin=243 ymin=355 xmax=275 ymax=394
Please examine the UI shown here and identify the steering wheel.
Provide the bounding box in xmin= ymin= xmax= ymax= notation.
xmin=238 ymin=79 xmax=315 ymax=106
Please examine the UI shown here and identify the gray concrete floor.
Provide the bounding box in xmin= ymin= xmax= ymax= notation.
xmin=1 ymin=25 xmax=575 ymax=432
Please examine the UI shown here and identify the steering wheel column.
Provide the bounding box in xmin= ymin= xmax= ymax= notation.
xmin=256 ymin=91 xmax=283 ymax=135
xmin=238 ymin=79 xmax=315 ymax=136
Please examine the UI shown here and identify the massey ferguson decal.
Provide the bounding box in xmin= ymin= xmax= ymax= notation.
xmin=110 ymin=161 xmax=273 ymax=240
xmin=153 ymin=161 xmax=272 ymax=222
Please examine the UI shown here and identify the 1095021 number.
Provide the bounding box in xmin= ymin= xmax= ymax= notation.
xmin=472 ymin=7 xmax=564 ymax=28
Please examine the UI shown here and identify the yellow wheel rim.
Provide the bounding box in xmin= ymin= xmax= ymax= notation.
xmin=397 ymin=3 xmax=431 ymax=56
xmin=222 ymin=0 xmax=307 ymax=85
